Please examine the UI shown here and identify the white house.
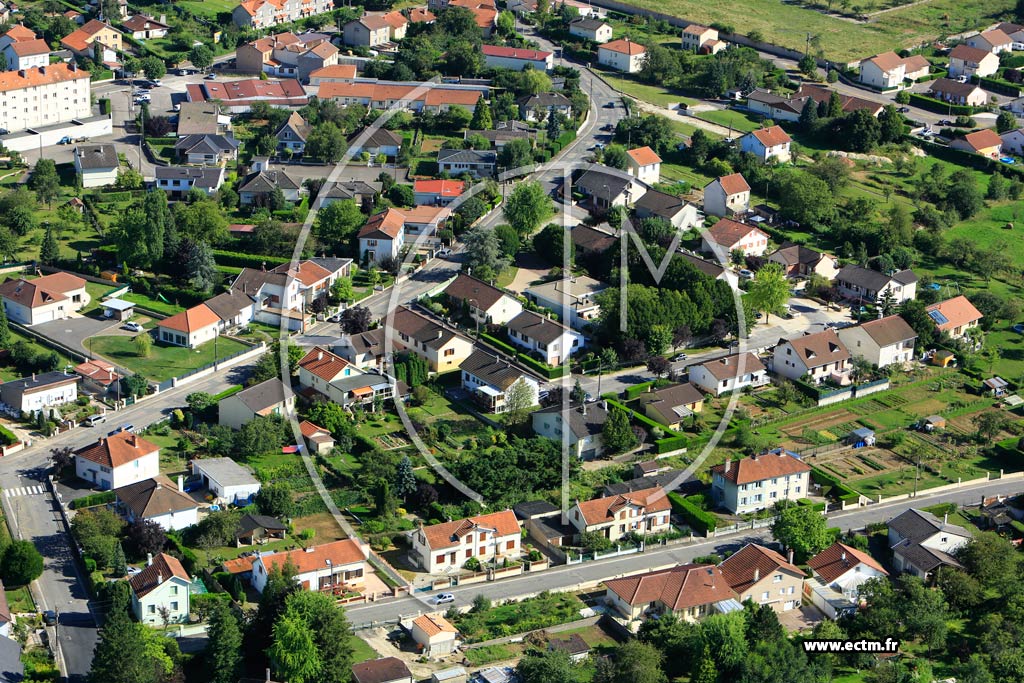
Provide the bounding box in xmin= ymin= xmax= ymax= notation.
xmin=297 ymin=347 xmax=397 ymax=408
xmin=531 ymin=401 xmax=608 ymax=460
xmin=191 ymin=458 xmax=261 ymax=505
xmin=1000 ymin=127 xmax=1024 ymax=155
xmin=73 ymin=144 xmax=119 ymax=188
xmin=0 ymin=371 xmax=80 ymax=415
xmin=0 ymin=272 xmax=88 ymax=325
xmin=154 ymin=166 xmax=225 ymax=196
xmin=837 ymin=315 xmax=917 ymax=368
xmin=772 ymin=329 xmax=852 ymax=384
xmin=710 ymin=449 xmax=811 ymax=515
xmin=858 ymin=52 xmax=906 ymax=89
xmin=218 ymin=378 xmax=294 ymax=430
xmin=835 ymin=265 xmax=917 ymax=306
xmin=948 ymin=44 xmax=1000 ymax=78
xmin=597 ymin=38 xmax=645 ymax=73
xmin=359 ymin=208 xmax=406 ymax=264
xmin=702 ymin=173 xmax=750 ymax=217
xmin=567 ymin=486 xmax=672 ymax=542
xmin=681 ymin=24 xmax=721 ymax=53
xmin=459 ymin=349 xmax=539 ymax=414
xmin=806 ymin=542 xmax=888 ymax=618
xmin=887 ymin=508 xmax=971 ymax=579
xmin=701 ymin=218 xmax=769 ymax=258
xmin=251 ymin=539 xmax=370 ymax=593
xmin=130 ymin=553 xmax=191 ymax=625
xmin=625 ymin=146 xmax=661 ymax=185
xmin=410 ymin=614 xmax=459 ymax=658
xmin=409 ymin=510 xmax=521 ymax=574
xmin=689 ymin=353 xmax=768 ymax=396
xmin=603 ymin=563 xmax=738 ymax=623
xmin=0 ymin=24 xmax=49 ymax=70
xmin=569 ymin=18 xmax=612 ymax=43
xmin=444 ymin=273 xmax=524 ymax=326
xmin=739 ymin=126 xmax=792 ymax=163
xmin=343 ymin=16 xmax=390 ymax=47
xmin=275 ymin=111 xmax=311 ymax=154
xmin=156 ymin=303 xmax=220 ymax=349
xmin=481 ymin=44 xmax=552 ymax=71
xmin=505 ymin=310 xmax=584 ymax=366
xmin=436 ymin=148 xmax=496 ymax=178
xmin=965 ymin=28 xmax=1013 ymax=54
xmin=122 ymin=14 xmax=170 ymax=39
xmin=116 ymin=475 xmax=199 ymax=532
xmin=74 ymin=431 xmax=161 ymax=491
xmin=524 ymin=275 xmax=607 ymax=331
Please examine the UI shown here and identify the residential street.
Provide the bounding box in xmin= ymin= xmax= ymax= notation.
xmin=0 ymin=363 xmax=254 ymax=683
xmin=344 ymin=474 xmax=1024 ymax=627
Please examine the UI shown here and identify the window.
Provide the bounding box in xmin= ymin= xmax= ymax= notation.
xmin=436 ymin=554 xmax=445 ymax=564
xmin=170 ymin=586 xmax=178 ymax=595
xmin=148 ymin=605 xmax=156 ymax=614
xmin=761 ymin=591 xmax=769 ymax=601
xmin=506 ymin=540 xmax=515 ymax=550
xmin=170 ymin=602 xmax=179 ymax=611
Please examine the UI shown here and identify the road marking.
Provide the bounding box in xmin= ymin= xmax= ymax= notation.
xmin=4 ymin=485 xmax=43 ymax=498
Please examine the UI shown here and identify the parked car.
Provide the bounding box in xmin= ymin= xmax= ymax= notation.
xmin=327 ymin=312 xmax=343 ymax=323
xmin=123 ymin=322 xmax=144 ymax=332
xmin=897 ymin=106 xmax=910 ymax=113
xmin=604 ymin=101 xmax=615 ymax=108
xmin=435 ymin=247 xmax=452 ymax=257
xmin=58 ymin=136 xmax=73 ymax=145
xmin=205 ymin=73 xmax=216 ymax=80
xmin=0 ymin=128 xmax=8 ymax=136
xmin=42 ymin=611 xmax=56 ymax=626
xmin=739 ymin=269 xmax=754 ymax=279
xmin=84 ymin=414 xmax=107 ymax=427
xmin=434 ymin=593 xmax=455 ymax=605
xmin=673 ymin=353 xmax=688 ymax=362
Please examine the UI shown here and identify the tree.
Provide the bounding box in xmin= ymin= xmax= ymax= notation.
xmin=395 ymin=456 xmax=417 ymax=500
xmin=305 ymin=122 xmax=347 ymax=163
xmin=997 ymin=109 xmax=1017 ymax=134
xmin=89 ymin=591 xmax=159 ymax=683
xmin=340 ymin=305 xmax=372 ymax=334
xmin=270 ymin=614 xmax=321 ymax=683
xmin=463 ymin=225 xmax=510 ymax=279
xmin=314 ymin=199 xmax=364 ymax=252
xmin=774 ymin=169 xmax=835 ymax=228
xmin=387 ymin=184 xmax=415 ymax=207
xmin=835 ymin=109 xmax=880 ymax=152
xmin=189 ymin=44 xmax=214 ymax=72
xmin=175 ymin=199 xmax=228 ymax=245
xmin=180 ymin=239 xmax=218 ymax=292
xmin=470 ymin=96 xmax=492 ymax=129
xmin=39 ymin=225 xmax=59 ymax=265
xmin=503 ymin=379 xmax=535 ymax=424
xmin=115 ymin=169 xmax=144 ymax=190
xmin=647 ymin=355 xmax=671 ymax=377
xmin=770 ymin=501 xmax=830 ymax=561
xmin=0 ymin=305 xmax=9 ymax=349
xmin=133 ymin=332 xmax=152 ymax=358
xmin=878 ymin=104 xmax=905 ymax=144
xmin=206 ymin=602 xmax=243 ymax=683
xmin=517 ymin=648 xmax=574 ymax=683
xmin=139 ymin=56 xmax=166 ymax=81
xmin=238 ymin=414 xmax=289 ymax=457
xmin=503 ymin=180 xmax=552 ymax=236
xmin=595 ymin=640 xmax=668 ymax=683
xmin=799 ymin=97 xmax=818 ymax=128
xmin=943 ymin=169 xmax=983 ymax=219
xmin=111 ymin=542 xmax=127 ymax=577
xmin=602 ymin=406 xmax=638 ymax=454
xmin=28 ymin=159 xmax=60 ymax=208
xmin=50 ymin=445 xmax=74 ymax=472
xmin=602 ymin=144 xmax=629 ymax=170
xmin=748 ymin=262 xmax=789 ymax=323
xmin=531 ymin=223 xmax=572 ymax=265
xmin=895 ymin=89 xmax=911 ymax=104
xmin=497 ymin=138 xmax=534 ymax=171
xmin=125 ymin=519 xmax=166 ymax=560
xmin=255 ymin=482 xmax=295 ymax=519
xmin=121 ymin=374 xmax=149 ymax=398
xmin=973 ymin=411 xmax=1008 ymax=442
xmin=271 ymin=591 xmax=354 ymax=683
xmin=0 ymin=540 xmax=43 ymax=585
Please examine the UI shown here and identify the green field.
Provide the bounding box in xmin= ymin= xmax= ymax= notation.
xmin=594 ymin=69 xmax=698 ymax=108
xmin=88 ymin=335 xmax=250 ymax=382
xmin=693 ymin=109 xmax=762 ymax=133
xmin=618 ymin=0 xmax=1013 ymax=62
xmin=175 ymin=0 xmax=238 ymax=18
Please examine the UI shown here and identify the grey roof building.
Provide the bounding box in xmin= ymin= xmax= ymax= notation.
xmin=460 ymin=349 xmax=534 ymax=390
xmin=155 ymin=165 xmax=225 ymax=192
xmin=74 ymin=143 xmax=117 ymax=169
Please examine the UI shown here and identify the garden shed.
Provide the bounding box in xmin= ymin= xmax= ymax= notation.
xmin=848 ymin=427 xmax=875 ymax=447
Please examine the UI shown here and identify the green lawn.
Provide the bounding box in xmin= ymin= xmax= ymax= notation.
xmin=594 ymin=68 xmax=698 ymax=109
xmin=88 ymin=335 xmax=250 ymax=382
xmin=693 ymin=109 xmax=763 ymax=133
xmin=618 ymin=0 xmax=1012 ymax=62
xmin=174 ymin=0 xmax=237 ymax=18
xmin=0 ymin=330 xmax=75 ymax=382
xmin=5 ymin=586 xmax=34 ymax=612
xmin=350 ymin=636 xmax=379 ymax=664
xmin=120 ymin=292 xmax=185 ymax=317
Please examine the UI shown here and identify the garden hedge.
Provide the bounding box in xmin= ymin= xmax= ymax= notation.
xmin=70 ymin=491 xmax=116 ymax=509
xmin=975 ymin=75 xmax=1021 ymax=97
xmin=212 ymin=249 xmax=289 ymax=269
xmin=667 ymin=492 xmax=718 ymax=533
xmin=0 ymin=426 xmax=18 ymax=447
xmin=908 ymin=93 xmax=976 ymax=116
xmin=624 ymin=381 xmax=657 ymax=400
xmin=810 ymin=466 xmax=861 ymax=504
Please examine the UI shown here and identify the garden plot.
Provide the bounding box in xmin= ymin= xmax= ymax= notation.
xmin=376 ymin=434 xmax=409 ymax=450
xmin=779 ymin=409 xmax=859 ymax=438
xmin=808 ymin=447 xmax=906 ymax=480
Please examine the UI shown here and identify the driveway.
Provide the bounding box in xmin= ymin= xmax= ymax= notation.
xmin=31 ymin=316 xmax=121 ymax=358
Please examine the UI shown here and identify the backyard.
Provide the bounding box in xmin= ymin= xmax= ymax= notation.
xmin=87 ymin=334 xmax=250 ymax=382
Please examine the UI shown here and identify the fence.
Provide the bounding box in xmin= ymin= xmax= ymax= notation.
xmin=873 ymin=469 xmax=1024 ymax=505
xmin=169 ymin=341 xmax=266 ymax=390
xmin=10 ymin=321 xmax=89 ymax=363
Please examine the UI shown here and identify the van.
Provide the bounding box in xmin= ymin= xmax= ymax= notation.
xmin=84 ymin=414 xmax=107 ymax=427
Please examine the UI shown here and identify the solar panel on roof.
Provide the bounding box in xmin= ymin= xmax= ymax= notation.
xmin=927 ymin=309 xmax=948 ymax=325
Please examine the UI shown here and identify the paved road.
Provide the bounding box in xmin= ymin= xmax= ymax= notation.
xmin=0 ymin=363 xmax=254 ymax=682
xmin=344 ymin=475 xmax=1024 ymax=626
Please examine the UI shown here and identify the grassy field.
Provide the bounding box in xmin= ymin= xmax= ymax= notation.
xmin=175 ymin=0 xmax=237 ymax=18
xmin=5 ymin=586 xmax=34 ymax=612
xmin=617 ymin=0 xmax=1013 ymax=62
xmin=88 ymin=335 xmax=250 ymax=382
xmin=594 ymin=69 xmax=698 ymax=108
xmin=120 ymin=292 xmax=186 ymax=316
xmin=693 ymin=109 xmax=763 ymax=133
xmin=350 ymin=636 xmax=379 ymax=664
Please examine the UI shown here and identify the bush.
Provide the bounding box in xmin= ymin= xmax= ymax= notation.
xmin=667 ymin=492 xmax=718 ymax=533
xmin=907 ymin=93 xmax=976 ymax=116
xmin=624 ymin=381 xmax=657 ymax=400
xmin=810 ymin=467 xmax=860 ymax=504
xmin=0 ymin=426 xmax=18 ymax=447
xmin=70 ymin=491 xmax=116 ymax=509
xmin=211 ymin=249 xmax=289 ymax=269
xmin=0 ymin=540 xmax=44 ymax=585
xmin=84 ymin=557 xmax=97 ymax=572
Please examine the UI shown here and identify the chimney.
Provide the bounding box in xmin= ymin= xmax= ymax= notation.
xmin=753 ymin=568 xmax=760 ymax=582
xmin=147 ymin=553 xmax=153 ymax=566
xmin=31 ymin=373 xmax=36 ymax=382
xmin=841 ymin=551 xmax=847 ymax=562
xmin=70 ymin=62 xmax=77 ymax=72
xmin=157 ymin=572 xmax=162 ymax=584
xmin=18 ymin=69 xmax=25 ymax=78
xmin=317 ymin=350 xmax=323 ymax=361
xmin=177 ymin=475 xmax=184 ymax=493
xmin=787 ymin=549 xmax=794 ymax=564
xmin=724 ymin=458 xmax=731 ymax=472
xmin=160 ymin=13 xmax=166 ymax=22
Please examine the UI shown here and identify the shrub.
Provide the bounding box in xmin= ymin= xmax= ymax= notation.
xmin=84 ymin=557 xmax=97 ymax=572
xmin=0 ymin=540 xmax=44 ymax=585
xmin=211 ymin=249 xmax=289 ymax=269
xmin=70 ymin=491 xmax=116 ymax=509
xmin=0 ymin=426 xmax=18 ymax=447
xmin=667 ymin=492 xmax=718 ymax=533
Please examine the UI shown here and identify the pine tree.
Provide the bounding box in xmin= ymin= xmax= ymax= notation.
xmin=395 ymin=456 xmax=417 ymax=500
xmin=470 ymin=96 xmax=492 ymax=129
xmin=601 ymin=406 xmax=638 ymax=454
xmin=799 ymin=97 xmax=818 ymax=128
xmin=111 ymin=543 xmax=126 ymax=577
xmin=89 ymin=591 xmax=158 ymax=683
xmin=207 ymin=602 xmax=243 ymax=683
xmin=39 ymin=225 xmax=59 ymax=265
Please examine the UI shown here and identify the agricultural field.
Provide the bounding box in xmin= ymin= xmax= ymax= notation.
xmin=619 ymin=0 xmax=1013 ymax=62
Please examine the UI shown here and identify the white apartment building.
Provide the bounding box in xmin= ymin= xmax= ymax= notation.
xmin=711 ymin=449 xmax=812 ymax=514
xmin=0 ymin=64 xmax=91 ymax=134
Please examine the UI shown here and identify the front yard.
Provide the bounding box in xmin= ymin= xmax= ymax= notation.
xmin=88 ymin=335 xmax=250 ymax=382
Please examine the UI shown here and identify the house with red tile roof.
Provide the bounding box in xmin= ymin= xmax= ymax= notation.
xmin=965 ymin=28 xmax=1013 ymax=54
xmin=308 ymin=64 xmax=357 ymax=85
xmin=703 ymin=173 xmax=750 ymax=217
xmin=0 ymin=24 xmax=48 ymax=70
xmin=130 ymin=552 xmax=191 ymax=625
xmin=60 ymin=19 xmax=121 ymax=64
xmin=296 ymin=346 xmax=397 ymax=407
xmin=359 ymin=208 xmax=406 ymax=263
xmin=231 ymin=0 xmax=333 ymax=30
xmin=299 ymin=420 xmax=335 ymax=454
xmin=597 ymin=38 xmax=645 ymax=73
xmin=568 ymin=486 xmax=671 ymax=543
xmin=719 ymin=543 xmax=805 ymax=612
xmin=806 ymin=541 xmax=887 ymax=618
xmin=410 ymin=614 xmax=459 ymax=657
xmin=0 ymin=272 xmax=88 ymax=325
xmin=603 ymin=563 xmax=739 ymax=623
xmin=739 ymin=125 xmax=792 ymax=163
xmin=157 ymin=303 xmax=221 ymax=349
xmin=701 ymin=217 xmax=769 ymax=258
xmin=482 ymin=44 xmax=552 ymax=71
xmin=410 ymin=510 xmax=521 ymax=573
xmin=625 ymin=146 xmax=661 ymax=185
xmin=772 ymin=328 xmax=852 ymax=384
xmin=185 ymin=78 xmax=308 ymax=113
xmin=950 ymin=128 xmax=1003 ymax=158
xmin=414 ymin=179 xmax=465 ymax=206
xmin=74 ymin=431 xmax=160 ymax=490
xmin=319 ymin=81 xmax=485 ymax=113
xmin=251 ymin=539 xmax=370 ymax=593
xmin=352 ymin=657 xmax=414 ymax=683
xmin=925 ymin=295 xmax=983 ymax=340
xmin=710 ymin=449 xmax=811 ymax=514
xmin=407 ymin=6 xmax=436 ymax=23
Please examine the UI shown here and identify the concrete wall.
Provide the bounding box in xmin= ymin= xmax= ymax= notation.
xmin=3 ymin=116 xmax=112 ymax=153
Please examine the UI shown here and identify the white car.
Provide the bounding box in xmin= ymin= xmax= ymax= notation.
xmin=434 ymin=593 xmax=455 ymax=605
xmin=123 ymin=322 xmax=144 ymax=332
xmin=435 ymin=248 xmax=452 ymax=258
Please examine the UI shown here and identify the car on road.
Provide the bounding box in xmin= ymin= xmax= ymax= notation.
xmin=738 ymin=269 xmax=754 ymax=279
xmin=205 ymin=73 xmax=217 ymax=80
xmin=673 ymin=353 xmax=688 ymax=362
xmin=897 ymin=106 xmax=910 ymax=113
xmin=327 ymin=311 xmax=343 ymax=323
xmin=604 ymin=101 xmax=615 ymax=108
xmin=434 ymin=593 xmax=455 ymax=605
xmin=435 ymin=247 xmax=452 ymax=257
xmin=0 ymin=128 xmax=8 ymax=136
xmin=42 ymin=611 xmax=56 ymax=626
xmin=150 ymin=79 xmax=163 ymax=88
xmin=84 ymin=415 xmax=107 ymax=427
xmin=601 ymin=123 xmax=615 ymax=131
xmin=123 ymin=322 xmax=144 ymax=332
xmin=937 ymin=119 xmax=951 ymax=126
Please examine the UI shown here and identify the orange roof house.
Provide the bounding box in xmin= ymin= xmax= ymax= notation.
xmin=604 ymin=564 xmax=738 ymax=621
xmin=601 ymin=38 xmax=645 ymax=55
xmin=950 ymin=128 xmax=1003 ymax=157
xmin=925 ymin=295 xmax=983 ymax=339
xmin=156 ymin=303 xmax=220 ymax=348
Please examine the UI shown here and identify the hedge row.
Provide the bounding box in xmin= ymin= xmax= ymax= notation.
xmin=478 ymin=333 xmax=568 ymax=380
xmin=810 ymin=466 xmax=860 ymax=504
xmin=976 ymin=75 xmax=1021 ymax=98
xmin=624 ymin=381 xmax=657 ymax=400
xmin=914 ymin=139 xmax=1024 ymax=180
xmin=70 ymin=491 xmax=116 ymax=509
xmin=0 ymin=425 xmax=18 ymax=447
xmin=212 ymin=249 xmax=290 ymax=269
xmin=165 ymin=533 xmax=200 ymax=575
xmin=604 ymin=397 xmax=688 ymax=451
xmin=655 ymin=435 xmax=688 ymax=453
xmin=211 ymin=385 xmax=244 ymax=402
xmin=667 ymin=492 xmax=718 ymax=533
xmin=908 ymin=92 xmax=977 ymax=116
xmin=915 ymin=69 xmax=946 ymax=83
xmin=480 ymin=333 xmax=518 ymax=357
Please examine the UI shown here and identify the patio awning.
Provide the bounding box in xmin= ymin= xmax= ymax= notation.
xmin=476 ymin=385 xmax=502 ymax=397
xmin=714 ymin=599 xmax=744 ymax=614
xmin=350 ymin=386 xmax=373 ymax=397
